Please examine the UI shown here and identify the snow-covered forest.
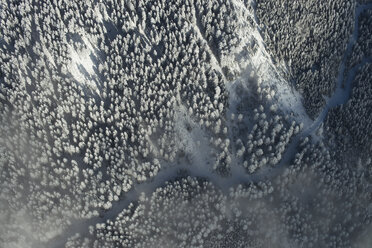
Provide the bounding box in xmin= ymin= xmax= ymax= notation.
xmin=1 ymin=0 xmax=372 ymax=247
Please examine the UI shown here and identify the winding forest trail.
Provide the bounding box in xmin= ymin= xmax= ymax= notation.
xmin=48 ymin=3 xmax=372 ymax=248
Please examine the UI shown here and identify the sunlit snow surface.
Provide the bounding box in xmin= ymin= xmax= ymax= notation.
xmin=67 ymin=35 xmax=102 ymax=97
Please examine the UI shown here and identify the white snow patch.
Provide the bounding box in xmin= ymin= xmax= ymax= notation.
xmin=94 ymin=6 xmax=104 ymax=23
xmin=67 ymin=33 xmax=101 ymax=96
xmin=81 ymin=36 xmax=96 ymax=53
xmin=94 ymin=4 xmax=110 ymax=23
xmin=44 ymin=49 xmax=56 ymax=68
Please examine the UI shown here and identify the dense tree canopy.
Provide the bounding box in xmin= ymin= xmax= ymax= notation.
xmin=0 ymin=0 xmax=371 ymax=247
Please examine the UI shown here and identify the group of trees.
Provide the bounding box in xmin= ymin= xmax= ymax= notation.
xmin=0 ymin=0 xmax=250 ymax=245
xmin=1 ymin=0 xmax=371 ymax=247
xmin=278 ymin=138 xmax=372 ymax=248
xmin=325 ymin=6 xmax=372 ymax=167
xmin=235 ymin=104 xmax=301 ymax=173
xmin=225 ymin=70 xmax=302 ymax=174
xmin=69 ymin=140 xmax=371 ymax=248
xmin=325 ymin=63 xmax=372 ymax=166
xmin=65 ymin=177 xmax=282 ymax=248
xmin=344 ymin=9 xmax=372 ymax=83
xmin=255 ymin=0 xmax=356 ymax=118
xmin=194 ymin=0 xmax=240 ymax=78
